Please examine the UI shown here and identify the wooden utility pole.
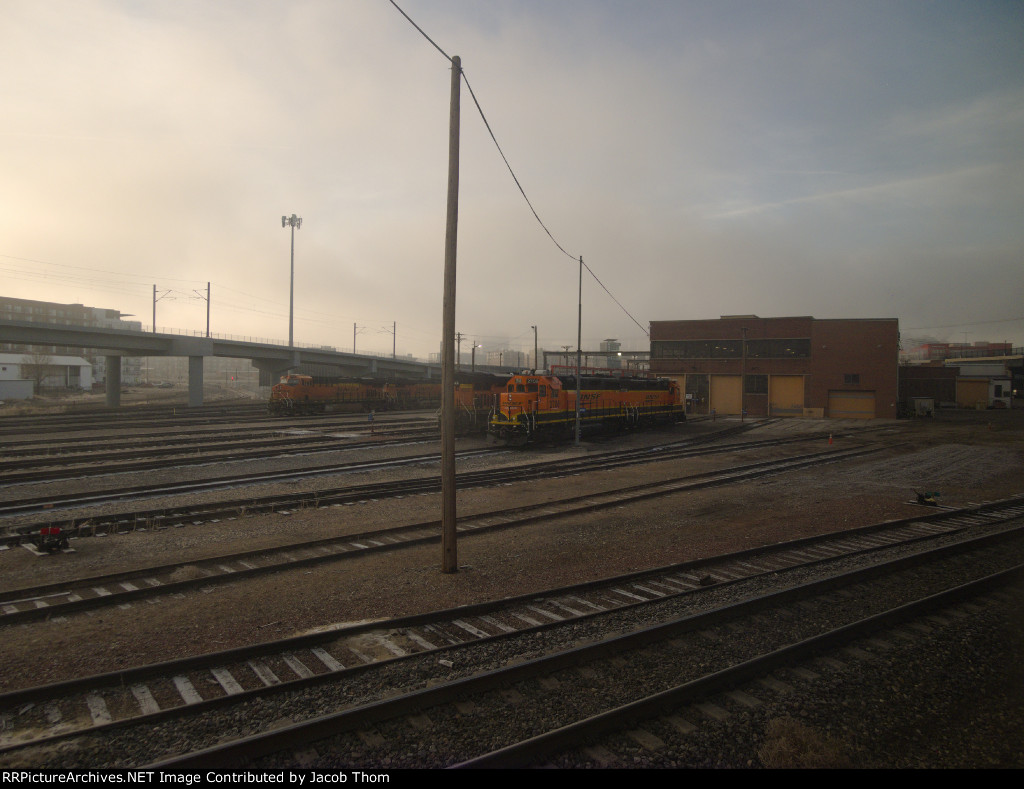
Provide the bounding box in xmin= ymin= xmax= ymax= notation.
xmin=575 ymin=256 xmax=582 ymax=445
xmin=441 ymin=55 xmax=462 ymax=574
xmin=740 ymin=326 xmax=748 ymax=422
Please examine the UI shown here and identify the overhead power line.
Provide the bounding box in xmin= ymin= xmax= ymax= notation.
xmin=581 ymin=260 xmax=648 ymax=336
xmin=460 ymin=75 xmax=576 ymax=264
xmin=388 ymin=0 xmax=650 ymax=337
xmin=388 ymin=0 xmax=451 ymax=61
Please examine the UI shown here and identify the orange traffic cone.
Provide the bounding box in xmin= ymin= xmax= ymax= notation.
xmin=828 ymin=433 xmax=833 ymax=445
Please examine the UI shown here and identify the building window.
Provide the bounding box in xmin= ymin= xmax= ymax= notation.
xmin=652 ymin=337 xmax=811 ymax=360
xmin=651 ymin=340 xmax=742 ymax=359
xmin=844 ymin=373 xmax=860 ymax=385
xmin=744 ymin=374 xmax=768 ymax=394
xmin=745 ymin=338 xmax=811 ymax=359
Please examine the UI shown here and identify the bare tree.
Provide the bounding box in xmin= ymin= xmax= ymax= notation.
xmin=21 ymin=351 xmax=55 ymax=392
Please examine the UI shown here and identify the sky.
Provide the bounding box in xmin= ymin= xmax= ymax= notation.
xmin=3 ymin=0 xmax=1023 ymax=360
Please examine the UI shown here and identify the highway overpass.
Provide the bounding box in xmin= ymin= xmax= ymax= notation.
xmin=0 ymin=319 xmax=439 ymax=407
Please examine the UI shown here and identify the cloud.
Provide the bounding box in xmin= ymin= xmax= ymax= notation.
xmin=2 ymin=1 xmax=1023 ymax=353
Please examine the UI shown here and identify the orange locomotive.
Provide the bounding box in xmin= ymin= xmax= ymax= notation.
xmin=488 ymin=366 xmax=684 ymax=445
xmin=450 ymin=372 xmax=508 ymax=434
xmin=268 ymin=372 xmax=507 ymax=434
xmin=267 ymin=374 xmax=406 ymax=415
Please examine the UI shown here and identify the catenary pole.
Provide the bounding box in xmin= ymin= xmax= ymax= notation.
xmin=441 ymin=55 xmax=462 ymax=574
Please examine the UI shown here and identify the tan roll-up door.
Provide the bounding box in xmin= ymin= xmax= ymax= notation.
xmin=828 ymin=390 xmax=875 ymax=418
xmin=769 ymin=375 xmax=804 ymax=416
xmin=710 ymin=375 xmax=742 ymax=415
xmin=956 ymin=379 xmax=988 ymax=409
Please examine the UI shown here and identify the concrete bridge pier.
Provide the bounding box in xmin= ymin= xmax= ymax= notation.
xmin=188 ymin=356 xmax=204 ymax=407
xmin=105 ymin=356 xmax=122 ymax=407
xmin=254 ymin=351 xmax=302 ymax=387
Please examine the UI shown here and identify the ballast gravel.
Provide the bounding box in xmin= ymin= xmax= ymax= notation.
xmin=0 ymin=410 xmax=1021 ymax=768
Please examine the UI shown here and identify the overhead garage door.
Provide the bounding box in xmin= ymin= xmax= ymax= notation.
xmin=710 ymin=375 xmax=742 ymax=415
xmin=828 ymin=390 xmax=875 ymax=419
xmin=770 ymin=375 xmax=804 ymax=416
xmin=956 ymin=379 xmax=988 ymax=409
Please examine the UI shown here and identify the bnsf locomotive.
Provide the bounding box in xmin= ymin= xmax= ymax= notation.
xmin=268 ymin=374 xmax=423 ymax=415
xmin=268 ymin=372 xmax=507 ymax=434
xmin=488 ymin=367 xmax=684 ymax=445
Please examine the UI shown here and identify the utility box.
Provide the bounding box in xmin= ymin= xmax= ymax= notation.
xmin=0 ymin=379 xmax=34 ymax=401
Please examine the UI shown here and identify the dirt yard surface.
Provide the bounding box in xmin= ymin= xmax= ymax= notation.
xmin=1 ymin=410 xmax=1022 ymax=701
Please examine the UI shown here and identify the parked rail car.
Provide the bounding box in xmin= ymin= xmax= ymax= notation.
xmin=450 ymin=371 xmax=508 ymax=434
xmin=487 ymin=367 xmax=684 ymax=445
xmin=268 ymin=374 xmax=397 ymax=415
xmin=268 ymin=372 xmax=507 ymax=433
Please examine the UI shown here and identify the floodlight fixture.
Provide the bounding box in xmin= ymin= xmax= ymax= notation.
xmin=282 ymin=214 xmax=303 ymax=347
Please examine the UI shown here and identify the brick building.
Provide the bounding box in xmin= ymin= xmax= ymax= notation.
xmin=649 ymin=315 xmax=899 ymax=419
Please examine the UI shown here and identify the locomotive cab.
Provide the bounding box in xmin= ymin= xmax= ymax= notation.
xmin=488 ymin=373 xmax=566 ymax=445
xmin=501 ymin=374 xmax=561 ymax=416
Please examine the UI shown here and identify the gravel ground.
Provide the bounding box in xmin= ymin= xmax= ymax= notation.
xmin=0 ymin=409 xmax=1022 ymax=768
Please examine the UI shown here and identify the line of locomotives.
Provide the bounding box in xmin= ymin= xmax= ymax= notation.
xmin=267 ymin=371 xmax=508 ymax=434
xmin=267 ymin=366 xmax=685 ymax=444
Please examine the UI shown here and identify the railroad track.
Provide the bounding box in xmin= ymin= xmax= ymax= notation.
xmin=0 ymin=402 xmax=271 ymax=436
xmin=0 ymin=425 xmax=442 ymax=484
xmin=0 ymin=445 xmax=915 ymax=623
xmin=0 ymin=414 xmax=437 ymax=457
xmin=0 ymin=428 xmax=858 ymax=538
xmin=455 ymin=551 xmax=1024 ymax=768
xmin=2 ymin=507 xmax=1021 ymax=767
xmin=155 ymin=531 xmax=1024 ymax=769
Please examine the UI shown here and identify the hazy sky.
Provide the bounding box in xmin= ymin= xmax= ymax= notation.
xmin=3 ymin=0 xmax=1023 ymax=359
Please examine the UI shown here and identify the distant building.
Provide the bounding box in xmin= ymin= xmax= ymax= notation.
xmin=650 ymin=315 xmax=899 ymax=419
xmin=898 ymin=363 xmax=959 ymax=414
xmin=0 ymin=296 xmax=143 ymax=384
xmin=0 ymin=352 xmax=93 ymax=395
xmin=946 ymin=359 xmax=1014 ymax=409
xmin=485 ymin=349 xmax=530 ymax=369
xmin=900 ymin=341 xmax=1022 ymax=408
xmin=600 ymin=338 xmax=622 ymax=368
xmin=902 ymin=341 xmax=1013 ymax=362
